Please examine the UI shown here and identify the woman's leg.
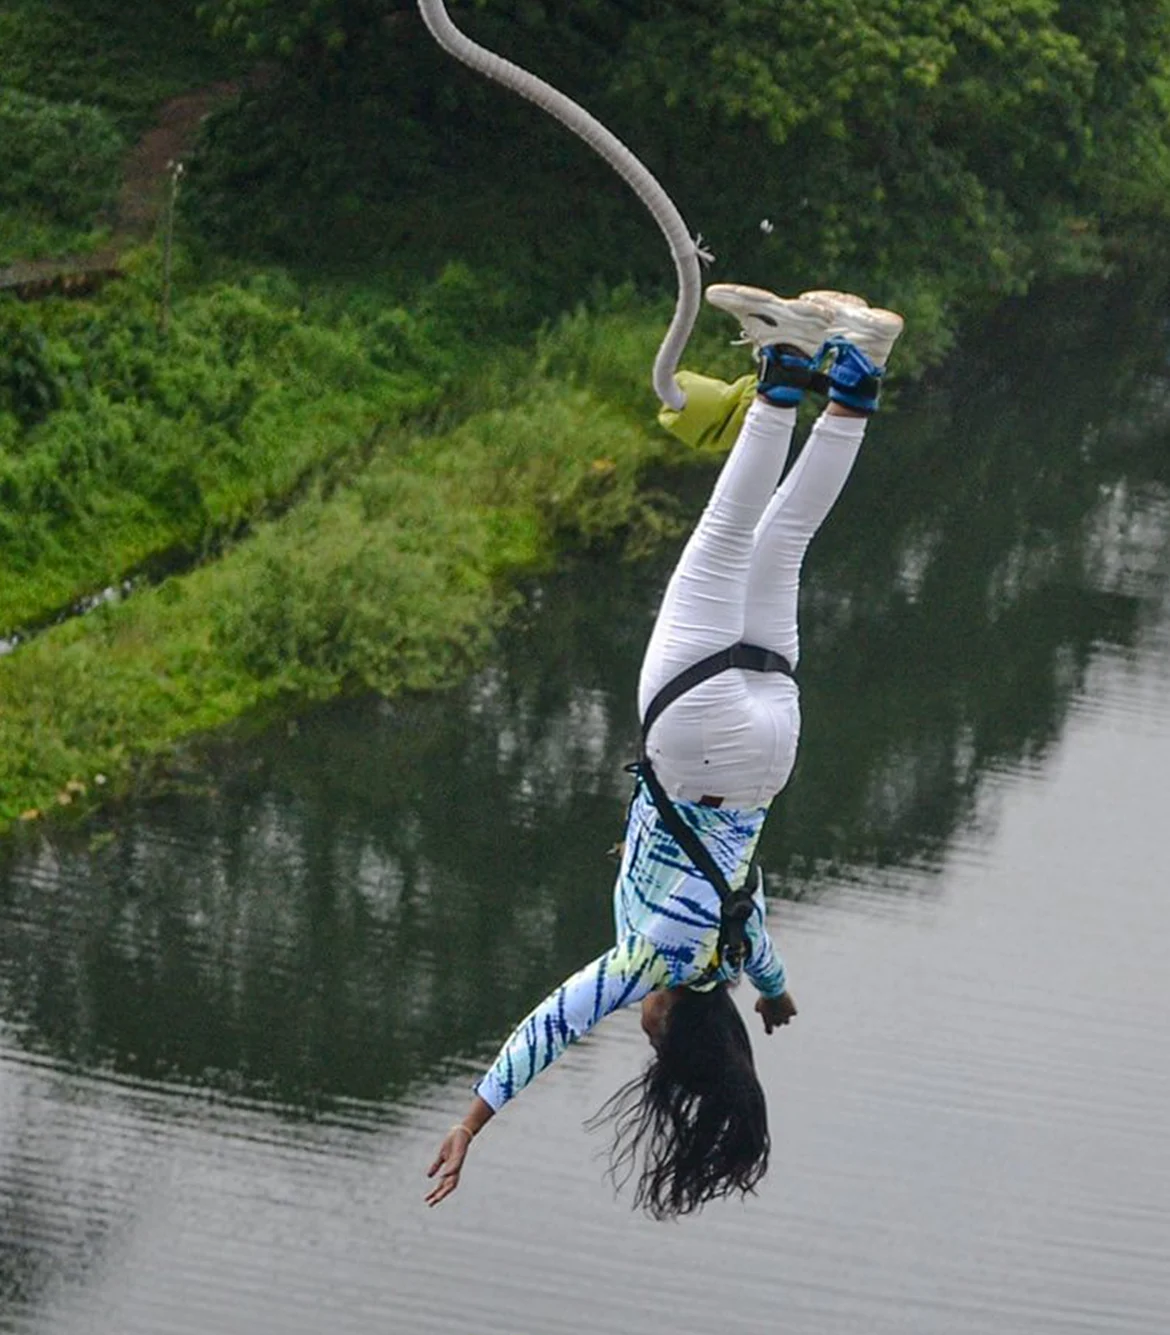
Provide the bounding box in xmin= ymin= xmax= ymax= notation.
xmin=637 ymin=293 xmax=836 ymax=716
xmin=635 ymin=294 xmax=836 ymax=803
xmin=637 ymin=398 xmax=797 ymax=715
xmin=740 ymin=295 xmax=904 ymax=666
xmin=740 ymin=409 xmax=867 ymax=668
xmin=642 ymin=285 xmax=903 ymax=803
xmin=635 ymin=399 xmax=802 ymax=804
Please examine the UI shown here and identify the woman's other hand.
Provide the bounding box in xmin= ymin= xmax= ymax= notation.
xmin=755 ymin=990 xmax=797 ymax=1034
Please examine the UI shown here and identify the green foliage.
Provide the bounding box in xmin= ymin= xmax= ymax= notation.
xmin=209 ymin=477 xmax=507 ymax=696
xmin=0 ymin=312 xmax=689 ymax=827
xmin=1058 ymin=2 xmax=1170 ymax=221
xmin=0 ymin=1 xmax=243 ymax=261
xmin=187 ymin=0 xmax=1170 ymax=331
xmin=0 ymin=311 xmax=73 ymax=427
xmin=0 ymin=215 xmax=112 ymax=267
xmin=0 ymin=1 xmax=244 ymax=136
xmin=0 ymin=260 xmax=460 ymax=630
xmin=195 ymin=0 xmax=398 ymax=59
xmin=0 ymin=89 xmax=124 ymax=226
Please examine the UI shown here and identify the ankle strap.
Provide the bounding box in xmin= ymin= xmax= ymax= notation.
xmin=758 ymin=343 xmax=830 ymax=406
xmin=824 ymin=339 xmax=885 ymax=414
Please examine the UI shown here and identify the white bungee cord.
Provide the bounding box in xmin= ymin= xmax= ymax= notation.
xmin=416 ymin=0 xmax=707 ymax=411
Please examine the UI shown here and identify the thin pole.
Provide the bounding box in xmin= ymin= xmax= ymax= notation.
xmin=160 ymin=159 xmax=184 ymax=337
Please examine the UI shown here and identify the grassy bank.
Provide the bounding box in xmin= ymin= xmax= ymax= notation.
xmin=0 ymin=296 xmax=734 ymax=832
xmin=2 ymin=249 xmax=954 ymax=641
xmin=0 ymin=258 xmax=481 ymax=633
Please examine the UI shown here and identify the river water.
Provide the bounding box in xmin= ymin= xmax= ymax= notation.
xmin=2 ymin=279 xmax=1170 ymax=1333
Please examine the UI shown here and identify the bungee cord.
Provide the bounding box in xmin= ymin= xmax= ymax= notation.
xmin=415 ymin=0 xmax=706 ymax=411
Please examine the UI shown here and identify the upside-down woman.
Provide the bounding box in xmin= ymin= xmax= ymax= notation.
xmin=425 ymin=283 xmax=903 ymax=1218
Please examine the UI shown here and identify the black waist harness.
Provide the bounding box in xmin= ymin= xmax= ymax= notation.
xmin=631 ymin=641 xmax=794 ymax=976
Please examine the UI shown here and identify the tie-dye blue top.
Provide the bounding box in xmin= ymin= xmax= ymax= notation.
xmin=475 ymin=783 xmax=787 ymax=1111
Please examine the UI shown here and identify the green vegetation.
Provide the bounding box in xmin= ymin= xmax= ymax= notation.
xmin=0 ymin=1 xmax=241 ymax=134
xmin=0 ymin=0 xmax=244 ymax=262
xmin=0 ymin=257 xmax=467 ymax=630
xmin=187 ymin=0 xmax=1170 ymax=317
xmin=4 ymin=0 xmax=1170 ymax=831
xmin=0 ymin=89 xmax=123 ymax=260
xmin=0 ymin=297 xmax=717 ymax=828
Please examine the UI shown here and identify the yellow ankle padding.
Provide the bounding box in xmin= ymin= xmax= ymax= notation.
xmin=657 ymin=371 xmax=757 ymax=454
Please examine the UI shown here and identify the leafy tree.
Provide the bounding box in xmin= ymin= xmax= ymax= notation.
xmin=195 ymin=0 xmax=402 ymax=59
xmin=188 ymin=0 xmax=1170 ymax=321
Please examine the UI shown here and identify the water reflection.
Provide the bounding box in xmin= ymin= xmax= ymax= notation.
xmin=2 ymin=275 xmax=1169 ymax=1122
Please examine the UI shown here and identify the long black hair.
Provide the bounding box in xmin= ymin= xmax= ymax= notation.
xmin=588 ymin=984 xmax=770 ymax=1219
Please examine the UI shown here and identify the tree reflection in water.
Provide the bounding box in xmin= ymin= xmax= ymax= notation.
xmin=2 ymin=275 xmax=1169 ymax=1112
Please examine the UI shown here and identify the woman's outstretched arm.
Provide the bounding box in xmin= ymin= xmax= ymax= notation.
xmin=424 ymin=934 xmax=671 ymax=1206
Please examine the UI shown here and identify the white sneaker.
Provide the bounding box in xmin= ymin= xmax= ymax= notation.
xmin=799 ymin=289 xmax=869 ymax=317
xmin=826 ymin=304 xmax=904 ymax=368
xmin=705 ymin=284 xmax=833 ymax=357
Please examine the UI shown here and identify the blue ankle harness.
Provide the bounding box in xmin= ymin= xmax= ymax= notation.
xmin=632 ymin=642 xmax=794 ymax=977
xmin=759 ymin=338 xmax=885 ymax=413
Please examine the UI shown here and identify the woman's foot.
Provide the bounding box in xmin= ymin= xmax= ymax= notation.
xmin=705 ymin=282 xmax=904 ymax=413
xmin=704 ymin=284 xmax=833 ymax=357
xmin=705 ymin=285 xmax=834 ymax=407
xmin=825 ymin=304 xmax=904 ymax=368
xmin=822 ymin=303 xmax=904 ymax=414
xmin=711 ymin=283 xmax=901 ymax=365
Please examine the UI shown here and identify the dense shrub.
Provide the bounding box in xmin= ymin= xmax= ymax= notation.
xmin=0 ymin=88 xmax=124 ymax=225
xmin=0 ymin=319 xmax=68 ymax=428
xmin=209 ymin=481 xmax=507 ymax=697
xmin=0 ymin=1 xmax=244 ymax=136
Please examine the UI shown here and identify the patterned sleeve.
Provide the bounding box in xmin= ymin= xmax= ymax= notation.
xmin=741 ymin=875 xmax=787 ymax=999
xmin=475 ymin=933 xmax=673 ymax=1112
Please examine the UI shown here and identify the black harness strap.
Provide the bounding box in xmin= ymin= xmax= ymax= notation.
xmin=640 ymin=642 xmax=793 ymax=744
xmin=634 ymin=756 xmax=759 ymax=973
xmin=635 ymin=641 xmax=793 ymax=975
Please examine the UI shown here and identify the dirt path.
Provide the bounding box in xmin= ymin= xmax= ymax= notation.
xmin=0 ymin=79 xmax=241 ymax=298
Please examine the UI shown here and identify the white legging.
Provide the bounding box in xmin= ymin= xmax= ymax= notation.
xmin=638 ymin=399 xmax=867 ymax=807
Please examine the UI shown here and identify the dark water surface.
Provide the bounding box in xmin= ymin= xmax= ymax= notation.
xmin=3 ymin=280 xmax=1170 ymax=1333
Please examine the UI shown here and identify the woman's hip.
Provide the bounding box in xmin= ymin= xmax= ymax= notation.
xmin=643 ymin=679 xmax=801 ymax=807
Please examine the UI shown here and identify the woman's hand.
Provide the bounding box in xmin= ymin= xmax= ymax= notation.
xmin=425 ymin=1124 xmax=474 ymax=1206
xmin=755 ymin=990 xmax=797 ymax=1034
xmin=424 ymin=1096 xmax=493 ymax=1206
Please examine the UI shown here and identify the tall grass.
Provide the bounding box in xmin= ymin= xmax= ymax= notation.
xmin=0 ymin=291 xmax=720 ymax=829
xmin=0 ymin=254 xmax=451 ymax=632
